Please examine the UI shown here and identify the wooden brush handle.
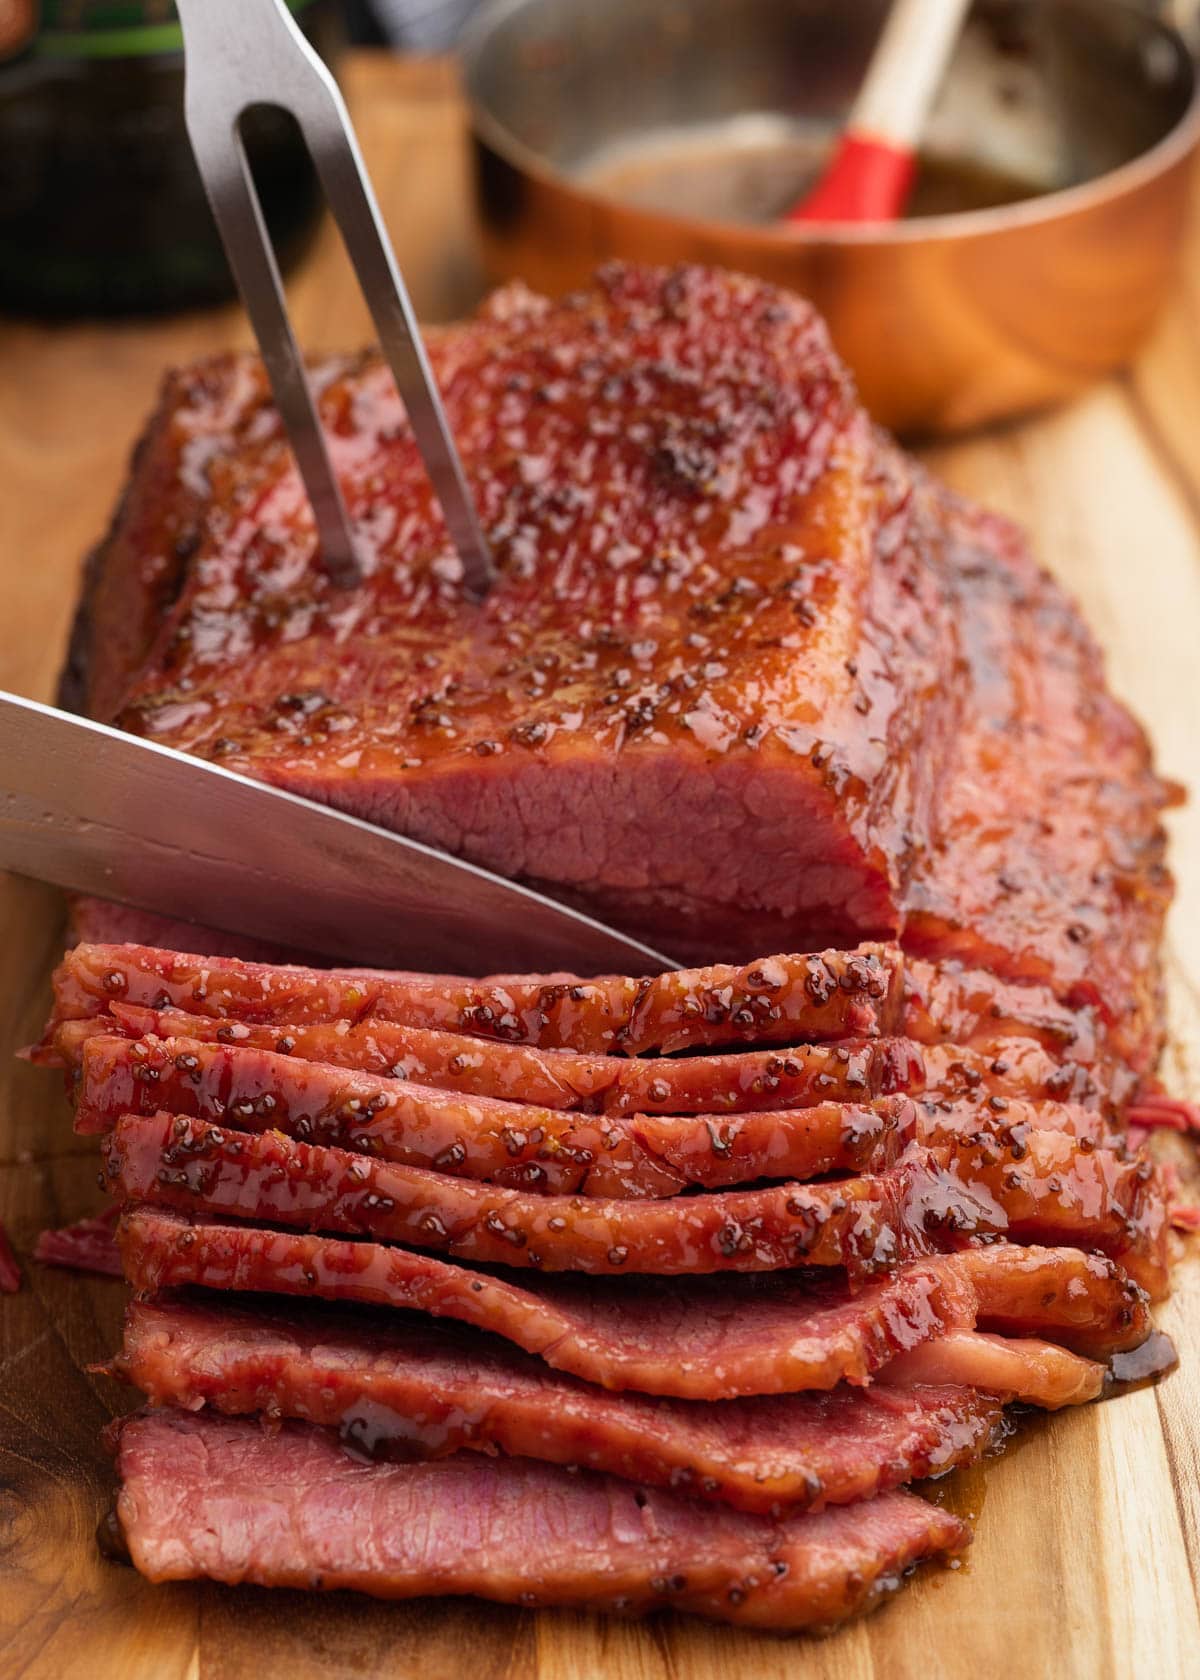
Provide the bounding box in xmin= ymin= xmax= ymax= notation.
xmin=850 ymin=0 xmax=973 ymax=149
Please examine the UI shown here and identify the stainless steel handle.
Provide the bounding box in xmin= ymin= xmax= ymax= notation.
xmin=177 ymin=0 xmax=495 ymax=598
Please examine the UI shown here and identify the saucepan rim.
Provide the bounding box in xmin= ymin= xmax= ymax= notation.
xmin=460 ymin=0 xmax=1200 ymax=248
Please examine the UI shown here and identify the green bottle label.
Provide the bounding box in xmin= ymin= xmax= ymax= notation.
xmin=36 ymin=1 xmax=317 ymax=58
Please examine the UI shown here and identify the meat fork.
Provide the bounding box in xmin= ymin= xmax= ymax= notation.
xmin=176 ymin=0 xmax=494 ymax=598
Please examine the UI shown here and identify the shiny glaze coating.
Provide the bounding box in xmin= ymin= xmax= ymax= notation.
xmin=105 ymin=1111 xmax=942 ymax=1278
xmin=919 ymin=1038 xmax=1109 ymax=1112
xmin=46 ymin=940 xmax=901 ymax=1052
xmin=39 ymin=942 xmax=1142 ymax=1116
xmin=76 ymin=1033 xmax=1119 ymax=1195
xmin=48 ymin=1003 xmax=919 ymax=1118
xmin=903 ymin=958 xmax=1104 ymax=1063
xmin=103 ymin=1111 xmax=1167 ymax=1286
xmin=75 ymin=1032 xmax=910 ymax=1198
xmin=917 ymin=1097 xmax=1116 ymax=1149
xmin=889 ymin=443 xmax=1174 ymax=1072
xmin=77 ymin=266 xmax=941 ymax=959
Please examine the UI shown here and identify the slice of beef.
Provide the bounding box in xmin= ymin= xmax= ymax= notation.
xmin=116 ymin=1210 xmax=1150 ymax=1394
xmin=33 ymin=1211 xmax=123 ymax=1277
xmin=619 ymin=1103 xmax=906 ymax=1193
xmin=114 ymin=1294 xmax=1003 ymax=1515
xmin=120 ymin=1007 xmax=617 ymax=1109
xmin=102 ymin=1112 xmax=1169 ymax=1288
xmin=74 ymin=1032 xmax=1115 ymax=1201
xmin=103 ymin=1112 xmax=951 ymax=1277
xmin=49 ymin=1005 xmax=923 ymax=1118
xmin=929 ymin=1132 xmax=1167 ymax=1298
xmin=44 ymin=1008 xmax=614 ymax=1110
xmin=112 ymin=1411 xmax=970 ymax=1628
xmin=76 ymin=1031 xmax=910 ymax=1194
xmin=951 ymin=1246 xmax=1149 ymax=1362
xmin=878 ymin=1329 xmax=1104 ymax=1410
xmin=47 ymin=941 xmax=901 ymax=1051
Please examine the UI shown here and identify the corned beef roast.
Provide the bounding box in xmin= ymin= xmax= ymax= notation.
xmin=31 ymin=263 xmax=1187 ymax=1633
xmin=62 ymin=263 xmax=1171 ymax=1069
xmin=35 ymin=930 xmax=1178 ymax=1630
xmin=36 ymin=939 xmax=1175 ymax=1627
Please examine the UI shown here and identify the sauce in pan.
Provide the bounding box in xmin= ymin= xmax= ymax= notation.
xmin=576 ymin=115 xmax=1050 ymax=225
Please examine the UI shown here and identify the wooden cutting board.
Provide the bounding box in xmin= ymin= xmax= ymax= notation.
xmin=1 ymin=54 xmax=1198 ymax=1680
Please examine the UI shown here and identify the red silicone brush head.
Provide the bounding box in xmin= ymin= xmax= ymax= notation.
xmin=786 ymin=134 xmax=918 ymax=224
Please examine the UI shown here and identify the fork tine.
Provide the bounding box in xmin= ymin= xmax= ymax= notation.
xmin=304 ymin=106 xmax=496 ymax=601
xmin=187 ymin=119 xmax=362 ymax=590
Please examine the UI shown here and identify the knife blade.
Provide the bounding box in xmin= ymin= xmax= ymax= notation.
xmin=0 ymin=692 xmax=675 ymax=975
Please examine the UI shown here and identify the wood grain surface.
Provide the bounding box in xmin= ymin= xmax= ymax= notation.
xmin=1 ymin=53 xmax=1198 ymax=1680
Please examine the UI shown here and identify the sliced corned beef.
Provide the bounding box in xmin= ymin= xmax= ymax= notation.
xmin=112 ymin=1410 xmax=971 ymax=1627
xmin=76 ymin=1030 xmax=910 ymax=1194
xmin=101 ymin=1112 xmax=1170 ymax=1289
xmin=49 ymin=1001 xmax=922 ymax=1118
xmin=116 ymin=1210 xmax=1151 ymax=1394
xmin=114 ymin=1294 xmax=1006 ymax=1514
xmin=46 ymin=941 xmax=902 ymax=1051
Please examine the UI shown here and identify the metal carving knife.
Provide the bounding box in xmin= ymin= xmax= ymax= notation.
xmin=0 ymin=692 xmax=674 ymax=975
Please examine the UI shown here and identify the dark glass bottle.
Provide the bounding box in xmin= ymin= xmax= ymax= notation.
xmin=0 ymin=1 xmax=342 ymax=317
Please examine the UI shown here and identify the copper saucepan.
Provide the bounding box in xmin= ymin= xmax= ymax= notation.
xmin=462 ymin=0 xmax=1200 ymax=435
